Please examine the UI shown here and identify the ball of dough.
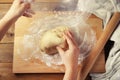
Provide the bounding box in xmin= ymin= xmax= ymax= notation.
xmin=39 ymin=26 xmax=69 ymax=55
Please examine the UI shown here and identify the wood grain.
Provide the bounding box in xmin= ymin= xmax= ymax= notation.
xmin=0 ymin=43 xmax=90 ymax=80
xmin=90 ymin=50 xmax=105 ymax=72
xmin=0 ymin=44 xmax=13 ymax=63
xmin=0 ymin=43 xmax=105 ymax=73
xmin=0 ymin=63 xmax=64 ymax=80
xmin=0 ymin=0 xmax=13 ymax=4
xmin=0 ymin=4 xmax=11 ymax=12
xmin=0 ymin=0 xmax=62 ymax=3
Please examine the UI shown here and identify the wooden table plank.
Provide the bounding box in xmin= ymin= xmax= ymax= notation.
xmin=0 ymin=43 xmax=105 ymax=73
xmin=0 ymin=0 xmax=13 ymax=4
xmin=0 ymin=0 xmax=63 ymax=4
xmin=0 ymin=4 xmax=11 ymax=13
xmin=0 ymin=44 xmax=13 ymax=63
xmin=0 ymin=63 xmax=64 ymax=80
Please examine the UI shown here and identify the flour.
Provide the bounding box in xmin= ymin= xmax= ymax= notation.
xmin=18 ymin=12 xmax=96 ymax=67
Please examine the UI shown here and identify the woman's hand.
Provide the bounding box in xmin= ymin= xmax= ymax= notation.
xmin=57 ymin=31 xmax=80 ymax=70
xmin=57 ymin=31 xmax=80 ymax=80
xmin=0 ymin=0 xmax=34 ymax=41
xmin=5 ymin=0 xmax=34 ymax=20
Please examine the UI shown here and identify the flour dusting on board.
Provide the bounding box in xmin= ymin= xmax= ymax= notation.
xmin=17 ymin=12 xmax=96 ymax=67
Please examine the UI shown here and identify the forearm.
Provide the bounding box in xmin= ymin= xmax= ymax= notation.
xmin=0 ymin=12 xmax=18 ymax=41
xmin=64 ymin=63 xmax=83 ymax=80
xmin=64 ymin=67 xmax=79 ymax=80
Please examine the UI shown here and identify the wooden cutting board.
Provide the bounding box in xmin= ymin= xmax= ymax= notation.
xmin=13 ymin=12 xmax=104 ymax=73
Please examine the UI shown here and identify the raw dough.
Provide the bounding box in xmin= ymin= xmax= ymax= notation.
xmin=39 ymin=26 xmax=69 ymax=55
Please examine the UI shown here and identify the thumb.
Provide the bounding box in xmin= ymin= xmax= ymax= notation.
xmin=56 ymin=46 xmax=64 ymax=57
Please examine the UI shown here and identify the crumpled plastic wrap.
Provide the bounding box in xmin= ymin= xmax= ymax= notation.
xmin=16 ymin=0 xmax=98 ymax=67
xmin=17 ymin=11 xmax=96 ymax=67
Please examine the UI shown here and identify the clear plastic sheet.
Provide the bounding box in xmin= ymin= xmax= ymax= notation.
xmin=17 ymin=0 xmax=97 ymax=67
xmin=17 ymin=11 xmax=96 ymax=67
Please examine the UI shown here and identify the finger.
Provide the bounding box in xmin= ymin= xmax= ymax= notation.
xmin=66 ymin=31 xmax=78 ymax=47
xmin=66 ymin=31 xmax=74 ymax=42
xmin=68 ymin=31 xmax=78 ymax=46
xmin=63 ymin=32 xmax=75 ymax=49
xmin=20 ymin=0 xmax=25 ymax=3
xmin=26 ymin=9 xmax=35 ymax=14
xmin=56 ymin=46 xmax=64 ymax=57
xmin=23 ymin=12 xmax=32 ymax=17
xmin=66 ymin=30 xmax=73 ymax=38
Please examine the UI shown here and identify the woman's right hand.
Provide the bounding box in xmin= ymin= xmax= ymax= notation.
xmin=57 ymin=31 xmax=80 ymax=80
xmin=56 ymin=31 xmax=80 ymax=70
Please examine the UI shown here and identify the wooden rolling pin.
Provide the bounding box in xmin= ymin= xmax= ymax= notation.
xmin=77 ymin=12 xmax=120 ymax=80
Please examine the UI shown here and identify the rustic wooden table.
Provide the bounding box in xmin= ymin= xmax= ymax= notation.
xmin=0 ymin=0 xmax=105 ymax=80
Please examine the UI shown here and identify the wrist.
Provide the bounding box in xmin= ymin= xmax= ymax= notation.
xmin=65 ymin=64 xmax=82 ymax=73
xmin=65 ymin=67 xmax=78 ymax=80
xmin=65 ymin=64 xmax=78 ymax=71
xmin=65 ymin=66 xmax=78 ymax=73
